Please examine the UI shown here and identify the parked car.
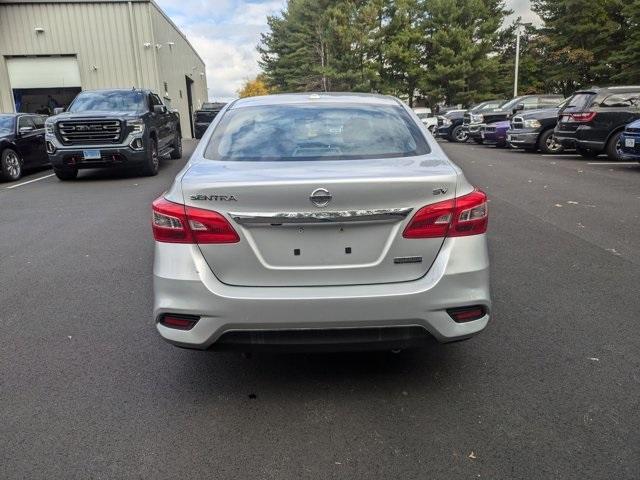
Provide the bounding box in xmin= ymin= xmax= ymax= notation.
xmin=437 ymin=100 xmax=506 ymax=143
xmin=481 ymin=120 xmax=510 ymax=147
xmin=152 ymin=93 xmax=490 ymax=352
xmin=413 ymin=107 xmax=438 ymax=132
xmin=194 ymin=102 xmax=226 ymax=139
xmin=506 ymin=100 xmax=567 ymax=154
xmin=464 ymin=95 xmax=565 ymax=144
xmin=554 ymin=86 xmax=640 ymax=160
xmin=618 ymin=119 xmax=640 ymax=162
xmin=0 ymin=113 xmax=49 ymax=181
xmin=45 ymin=89 xmax=182 ymax=180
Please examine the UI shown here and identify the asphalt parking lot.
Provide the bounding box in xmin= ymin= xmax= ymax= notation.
xmin=1 ymin=139 xmax=639 ymax=479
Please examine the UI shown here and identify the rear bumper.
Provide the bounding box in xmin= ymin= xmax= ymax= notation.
xmin=619 ymin=132 xmax=640 ymax=161
xmin=153 ymin=235 xmax=491 ymax=350
xmin=553 ymin=127 xmax=606 ymax=151
xmin=506 ymin=129 xmax=539 ymax=148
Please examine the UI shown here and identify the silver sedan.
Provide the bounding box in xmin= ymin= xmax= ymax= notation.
xmin=152 ymin=93 xmax=490 ymax=351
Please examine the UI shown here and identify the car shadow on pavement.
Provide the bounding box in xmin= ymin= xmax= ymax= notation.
xmin=170 ymin=337 xmax=475 ymax=399
xmin=69 ymin=159 xmax=178 ymax=181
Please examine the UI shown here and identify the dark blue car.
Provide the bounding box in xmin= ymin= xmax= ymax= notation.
xmin=619 ymin=119 xmax=640 ymax=162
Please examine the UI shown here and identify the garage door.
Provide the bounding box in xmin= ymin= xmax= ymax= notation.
xmin=7 ymin=56 xmax=81 ymax=89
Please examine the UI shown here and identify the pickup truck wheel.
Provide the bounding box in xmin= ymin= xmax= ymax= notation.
xmin=450 ymin=125 xmax=468 ymax=143
xmin=140 ymin=137 xmax=159 ymax=176
xmin=53 ymin=167 xmax=78 ymax=181
xmin=1 ymin=148 xmax=23 ymax=181
xmin=539 ymin=129 xmax=564 ymax=154
xmin=576 ymin=145 xmax=600 ymax=159
xmin=170 ymin=134 xmax=182 ymax=159
xmin=605 ymin=131 xmax=623 ymax=161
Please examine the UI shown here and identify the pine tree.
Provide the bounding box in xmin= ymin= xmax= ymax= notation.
xmin=421 ymin=0 xmax=510 ymax=106
xmin=532 ymin=0 xmax=626 ymax=92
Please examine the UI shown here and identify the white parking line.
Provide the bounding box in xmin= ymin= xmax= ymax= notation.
xmin=5 ymin=173 xmax=55 ymax=189
xmin=587 ymin=162 xmax=638 ymax=166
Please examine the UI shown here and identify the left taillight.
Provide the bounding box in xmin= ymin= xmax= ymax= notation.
xmin=403 ymin=189 xmax=488 ymax=239
xmin=152 ymin=197 xmax=239 ymax=244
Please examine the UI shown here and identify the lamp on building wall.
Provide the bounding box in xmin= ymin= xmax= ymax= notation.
xmin=143 ymin=42 xmax=151 ymax=48
xmin=91 ymin=65 xmax=99 ymax=71
xmin=34 ymin=27 xmax=45 ymax=34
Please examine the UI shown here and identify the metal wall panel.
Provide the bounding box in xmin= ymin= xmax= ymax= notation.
xmin=0 ymin=1 xmax=208 ymax=137
xmin=150 ymin=3 xmax=207 ymax=137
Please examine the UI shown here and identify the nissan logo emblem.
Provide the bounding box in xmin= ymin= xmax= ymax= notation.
xmin=310 ymin=188 xmax=332 ymax=207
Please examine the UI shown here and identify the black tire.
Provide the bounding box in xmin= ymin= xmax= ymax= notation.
xmin=605 ymin=131 xmax=623 ymax=161
xmin=170 ymin=133 xmax=182 ymax=159
xmin=449 ymin=125 xmax=468 ymax=143
xmin=140 ymin=137 xmax=159 ymax=176
xmin=576 ymin=145 xmax=600 ymax=159
xmin=53 ymin=167 xmax=78 ymax=181
xmin=539 ymin=129 xmax=564 ymax=154
xmin=0 ymin=148 xmax=23 ymax=181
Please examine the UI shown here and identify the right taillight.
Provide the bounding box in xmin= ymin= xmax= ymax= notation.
xmin=569 ymin=111 xmax=597 ymax=122
xmin=152 ymin=197 xmax=239 ymax=244
xmin=403 ymin=189 xmax=488 ymax=239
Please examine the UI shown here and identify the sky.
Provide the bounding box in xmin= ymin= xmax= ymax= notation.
xmin=156 ymin=0 xmax=540 ymax=102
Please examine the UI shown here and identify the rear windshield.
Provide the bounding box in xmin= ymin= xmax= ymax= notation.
xmin=563 ymin=93 xmax=595 ymax=112
xmin=195 ymin=111 xmax=218 ymax=122
xmin=204 ymin=104 xmax=430 ymax=161
xmin=68 ymin=91 xmax=148 ymax=113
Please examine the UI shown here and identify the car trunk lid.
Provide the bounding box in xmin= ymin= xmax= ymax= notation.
xmin=181 ymin=157 xmax=458 ymax=287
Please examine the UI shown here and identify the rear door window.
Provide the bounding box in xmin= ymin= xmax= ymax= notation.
xmin=599 ymin=93 xmax=640 ymax=108
xmin=204 ymin=104 xmax=430 ymax=161
xmin=18 ymin=116 xmax=35 ymax=130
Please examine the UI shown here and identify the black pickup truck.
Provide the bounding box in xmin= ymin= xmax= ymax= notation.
xmin=463 ymin=94 xmax=564 ymax=144
xmin=193 ymin=102 xmax=226 ymax=139
xmin=45 ymin=89 xmax=181 ymax=180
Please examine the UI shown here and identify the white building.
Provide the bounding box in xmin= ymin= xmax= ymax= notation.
xmin=0 ymin=0 xmax=208 ymax=137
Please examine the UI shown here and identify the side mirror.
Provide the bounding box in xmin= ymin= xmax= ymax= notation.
xmin=19 ymin=126 xmax=34 ymax=135
xmin=153 ymin=105 xmax=166 ymax=114
xmin=53 ymin=107 xmax=64 ymax=115
xmin=513 ymin=103 xmax=525 ymax=114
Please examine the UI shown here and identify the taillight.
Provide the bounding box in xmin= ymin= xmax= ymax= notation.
xmin=569 ymin=111 xmax=597 ymax=122
xmin=152 ymin=197 xmax=239 ymax=244
xmin=403 ymin=189 xmax=488 ymax=239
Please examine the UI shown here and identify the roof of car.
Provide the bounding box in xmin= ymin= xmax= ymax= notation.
xmin=230 ymin=93 xmax=401 ymax=109
xmin=575 ymin=85 xmax=640 ymax=94
xmin=79 ymin=88 xmax=153 ymax=94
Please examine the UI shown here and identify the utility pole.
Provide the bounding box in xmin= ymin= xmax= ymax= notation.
xmin=514 ymin=26 xmax=521 ymax=97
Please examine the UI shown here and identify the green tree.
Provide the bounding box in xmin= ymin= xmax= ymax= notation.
xmin=421 ymin=0 xmax=510 ymax=106
xmin=532 ymin=0 xmax=626 ymax=93
xmin=610 ymin=1 xmax=640 ymax=83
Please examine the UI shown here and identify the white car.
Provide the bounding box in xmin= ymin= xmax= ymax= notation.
xmin=413 ymin=107 xmax=438 ymax=132
xmin=152 ymin=93 xmax=490 ymax=351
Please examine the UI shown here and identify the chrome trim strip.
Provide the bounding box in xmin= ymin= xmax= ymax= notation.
xmin=230 ymin=208 xmax=413 ymax=226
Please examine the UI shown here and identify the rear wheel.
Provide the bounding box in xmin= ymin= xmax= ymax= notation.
xmin=576 ymin=145 xmax=600 ymax=159
xmin=170 ymin=132 xmax=182 ymax=159
xmin=0 ymin=148 xmax=22 ymax=181
xmin=605 ymin=131 xmax=623 ymax=161
xmin=53 ymin=167 xmax=78 ymax=181
xmin=539 ymin=129 xmax=564 ymax=154
xmin=140 ymin=137 xmax=159 ymax=176
xmin=449 ymin=125 xmax=468 ymax=143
